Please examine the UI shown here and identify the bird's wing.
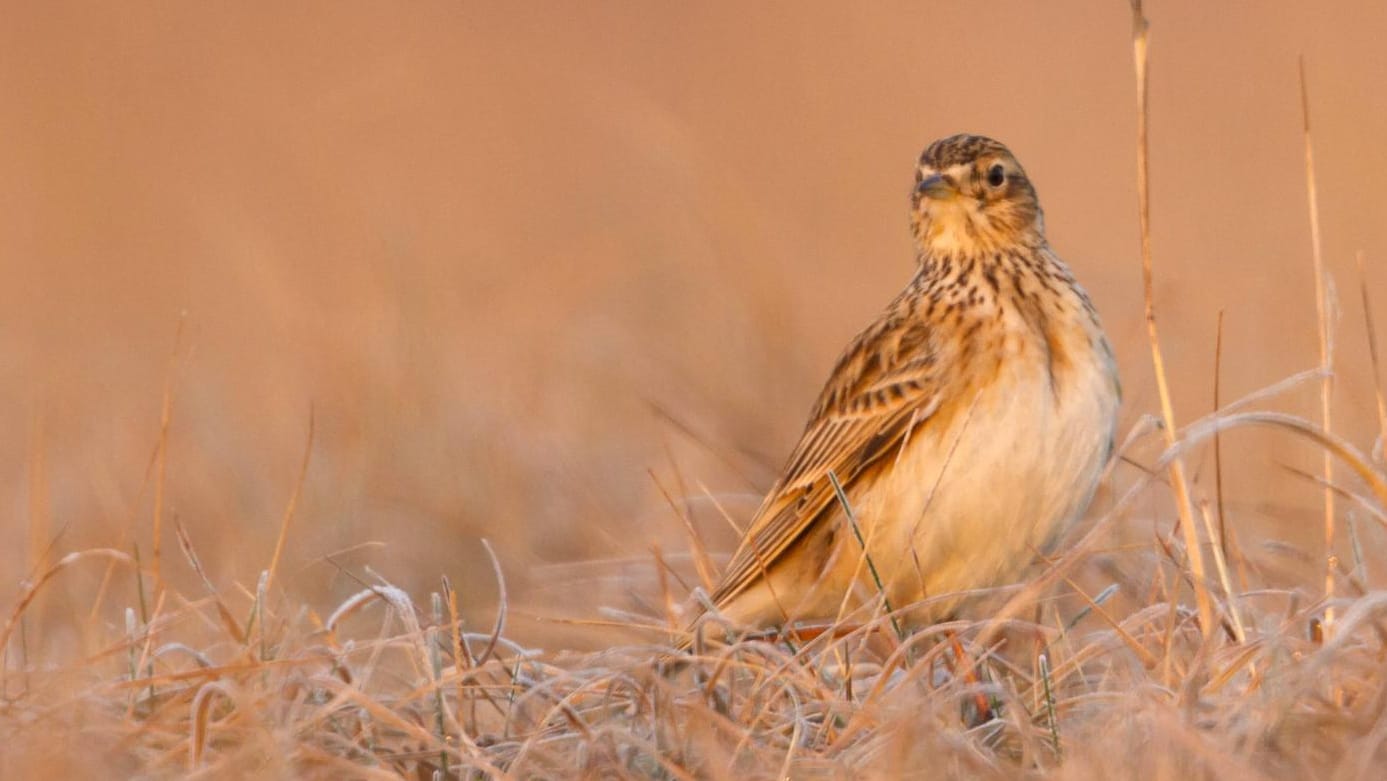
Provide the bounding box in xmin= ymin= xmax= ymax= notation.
xmin=710 ymin=306 xmax=945 ymax=611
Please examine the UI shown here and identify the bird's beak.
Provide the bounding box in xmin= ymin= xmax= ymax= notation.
xmin=916 ymin=174 xmax=956 ymax=201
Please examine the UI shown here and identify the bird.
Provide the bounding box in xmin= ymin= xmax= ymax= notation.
xmin=684 ymin=134 xmax=1120 ymax=646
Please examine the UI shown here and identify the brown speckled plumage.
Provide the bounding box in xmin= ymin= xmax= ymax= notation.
xmin=691 ymin=135 xmax=1120 ymax=641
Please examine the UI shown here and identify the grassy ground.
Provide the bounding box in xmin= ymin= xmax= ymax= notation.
xmin=3 ymin=420 xmax=1387 ymax=779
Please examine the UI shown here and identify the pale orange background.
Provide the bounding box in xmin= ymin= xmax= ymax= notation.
xmin=2 ymin=3 xmax=1384 ymax=650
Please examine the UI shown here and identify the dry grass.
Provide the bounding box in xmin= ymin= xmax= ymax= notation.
xmin=6 ymin=4 xmax=1387 ymax=780
xmin=4 ymin=438 xmax=1387 ymax=780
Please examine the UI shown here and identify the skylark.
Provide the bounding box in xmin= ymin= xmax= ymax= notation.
xmin=690 ymin=134 xmax=1120 ymax=642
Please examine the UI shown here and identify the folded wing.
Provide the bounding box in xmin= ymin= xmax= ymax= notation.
xmin=710 ymin=307 xmax=944 ymax=611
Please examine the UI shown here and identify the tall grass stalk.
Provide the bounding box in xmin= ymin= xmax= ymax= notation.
xmin=1128 ymin=0 xmax=1214 ymax=633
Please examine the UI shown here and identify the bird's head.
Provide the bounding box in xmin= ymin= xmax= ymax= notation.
xmin=910 ymin=134 xmax=1045 ymax=257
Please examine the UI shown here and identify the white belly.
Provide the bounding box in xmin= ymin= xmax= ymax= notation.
xmin=852 ymin=348 xmax=1116 ymax=620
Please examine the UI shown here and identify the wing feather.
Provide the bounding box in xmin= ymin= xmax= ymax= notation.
xmin=710 ymin=307 xmax=943 ymax=609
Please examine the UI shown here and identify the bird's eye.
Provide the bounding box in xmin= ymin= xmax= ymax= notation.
xmin=986 ymin=164 xmax=1006 ymax=188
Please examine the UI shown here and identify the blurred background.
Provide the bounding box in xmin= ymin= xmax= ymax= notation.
xmin=2 ymin=2 xmax=1385 ymax=655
